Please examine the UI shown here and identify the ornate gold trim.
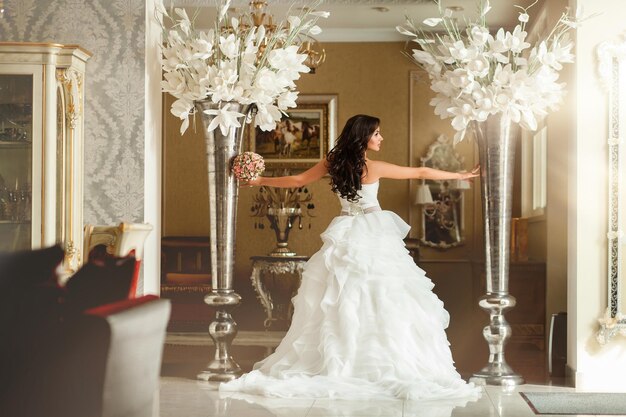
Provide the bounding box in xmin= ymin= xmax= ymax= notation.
xmin=56 ymin=69 xmax=83 ymax=252
xmin=41 ymin=69 xmax=46 ymax=244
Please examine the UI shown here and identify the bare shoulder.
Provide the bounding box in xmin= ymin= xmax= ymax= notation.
xmin=365 ymin=159 xmax=418 ymax=180
xmin=366 ymin=160 xmax=394 ymax=173
xmin=364 ymin=159 xmax=388 ymax=181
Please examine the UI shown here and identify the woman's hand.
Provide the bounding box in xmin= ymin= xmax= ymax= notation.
xmin=458 ymin=165 xmax=480 ymax=180
xmin=239 ymin=177 xmax=263 ymax=187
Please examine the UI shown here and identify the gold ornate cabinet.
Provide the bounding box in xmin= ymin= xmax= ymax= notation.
xmin=0 ymin=43 xmax=91 ymax=273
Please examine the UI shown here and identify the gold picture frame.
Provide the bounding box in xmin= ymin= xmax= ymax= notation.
xmin=248 ymin=94 xmax=337 ymax=170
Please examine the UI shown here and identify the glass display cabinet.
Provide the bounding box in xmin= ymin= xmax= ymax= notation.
xmin=0 ymin=43 xmax=91 ymax=273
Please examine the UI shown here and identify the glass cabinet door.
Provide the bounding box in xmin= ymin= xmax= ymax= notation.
xmin=0 ymin=74 xmax=33 ymax=251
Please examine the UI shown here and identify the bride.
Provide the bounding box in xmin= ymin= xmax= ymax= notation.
xmin=222 ymin=114 xmax=481 ymax=400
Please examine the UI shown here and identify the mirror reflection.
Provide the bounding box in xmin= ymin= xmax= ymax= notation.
xmin=415 ymin=134 xmax=470 ymax=249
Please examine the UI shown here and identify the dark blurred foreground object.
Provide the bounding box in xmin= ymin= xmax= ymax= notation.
xmin=549 ymin=312 xmax=567 ymax=378
xmin=0 ymin=245 xmax=171 ymax=417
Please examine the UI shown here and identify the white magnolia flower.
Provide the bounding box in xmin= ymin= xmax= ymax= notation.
xmin=160 ymin=0 xmax=327 ymax=135
xmin=423 ymin=17 xmax=443 ymax=27
xmin=309 ymin=25 xmax=322 ymax=36
xmin=412 ymin=50 xmax=437 ymax=67
xmin=219 ymin=34 xmax=240 ymax=59
xmin=389 ymin=0 xmax=586 ymax=140
xmin=203 ymin=106 xmax=245 ymax=135
xmin=449 ymin=40 xmax=476 ymax=62
xmin=191 ymin=32 xmax=214 ymax=60
xmin=470 ymin=26 xmax=490 ymax=46
xmin=161 ymin=71 xmax=187 ymax=96
xmin=162 ymin=47 xmax=186 ymax=72
xmin=472 ymin=86 xmax=496 ymax=121
xmin=489 ymin=28 xmax=510 ymax=54
xmin=277 ymin=91 xmax=298 ymax=110
xmin=254 ymin=104 xmax=283 ymax=131
xmin=400 ymin=0 xmax=582 ymax=144
xmin=175 ymin=8 xmax=191 ymax=35
xmin=269 ymin=46 xmax=310 ymax=80
xmin=171 ymin=98 xmax=194 ymax=134
xmin=447 ymin=68 xmax=475 ymax=93
xmin=288 ymin=16 xmax=301 ymax=31
xmin=508 ymin=26 xmax=531 ymax=54
xmin=430 ymin=96 xmax=453 ymax=119
xmin=467 ymin=56 xmax=490 ymax=78
xmin=451 ymin=103 xmax=473 ymax=128
xmin=396 ymin=25 xmax=416 ymax=37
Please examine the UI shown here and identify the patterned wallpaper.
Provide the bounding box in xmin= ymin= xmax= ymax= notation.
xmin=0 ymin=0 xmax=146 ymax=225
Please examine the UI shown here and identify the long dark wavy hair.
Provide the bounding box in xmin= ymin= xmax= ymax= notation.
xmin=326 ymin=114 xmax=380 ymax=202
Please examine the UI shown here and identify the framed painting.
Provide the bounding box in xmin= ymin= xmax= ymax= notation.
xmin=249 ymin=94 xmax=337 ymax=169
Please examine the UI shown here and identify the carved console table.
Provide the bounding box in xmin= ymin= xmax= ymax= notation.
xmin=250 ymin=255 xmax=309 ymax=329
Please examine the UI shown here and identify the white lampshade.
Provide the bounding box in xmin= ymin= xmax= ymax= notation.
xmin=451 ymin=178 xmax=471 ymax=190
xmin=414 ymin=183 xmax=433 ymax=205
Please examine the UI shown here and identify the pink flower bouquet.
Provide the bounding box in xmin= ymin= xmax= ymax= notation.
xmin=232 ymin=152 xmax=265 ymax=181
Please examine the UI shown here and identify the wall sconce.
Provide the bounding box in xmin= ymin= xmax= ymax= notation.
xmin=299 ymin=37 xmax=326 ymax=74
xmin=414 ymin=134 xmax=471 ymax=249
xmin=414 ymin=179 xmax=433 ymax=205
xmin=417 ymin=180 xmax=467 ymax=238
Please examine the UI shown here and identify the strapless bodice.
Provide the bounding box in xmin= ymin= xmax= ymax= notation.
xmin=338 ymin=181 xmax=381 ymax=215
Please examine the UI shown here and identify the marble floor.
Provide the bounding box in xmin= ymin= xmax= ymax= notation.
xmin=157 ymin=338 xmax=586 ymax=416
xmin=156 ymin=377 xmax=616 ymax=417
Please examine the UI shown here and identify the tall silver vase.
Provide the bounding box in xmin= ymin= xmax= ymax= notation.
xmin=195 ymin=100 xmax=251 ymax=383
xmin=470 ymin=113 xmax=524 ymax=386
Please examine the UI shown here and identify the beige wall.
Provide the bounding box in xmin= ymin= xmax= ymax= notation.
xmin=543 ymin=0 xmax=572 ymax=341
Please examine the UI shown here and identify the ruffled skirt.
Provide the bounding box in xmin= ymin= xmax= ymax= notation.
xmin=221 ymin=211 xmax=480 ymax=400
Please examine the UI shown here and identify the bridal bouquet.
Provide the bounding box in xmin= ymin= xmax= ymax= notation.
xmin=397 ymin=0 xmax=588 ymax=143
xmin=232 ymin=151 xmax=265 ymax=181
xmin=158 ymin=0 xmax=329 ymax=135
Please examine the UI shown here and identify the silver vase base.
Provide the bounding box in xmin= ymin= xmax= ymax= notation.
xmin=197 ymin=371 xmax=241 ymax=385
xmin=470 ymin=366 xmax=525 ymax=386
xmin=204 ymin=291 xmax=242 ymax=307
xmin=197 ymin=365 xmax=242 ymax=385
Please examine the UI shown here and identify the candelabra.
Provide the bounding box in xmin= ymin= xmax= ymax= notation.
xmin=250 ymin=172 xmax=315 ymax=257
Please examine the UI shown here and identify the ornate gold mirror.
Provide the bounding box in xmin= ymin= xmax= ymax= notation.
xmin=415 ymin=135 xmax=470 ymax=249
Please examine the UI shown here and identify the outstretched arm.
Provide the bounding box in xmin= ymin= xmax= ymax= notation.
xmin=369 ymin=161 xmax=479 ymax=181
xmin=246 ymin=160 xmax=328 ymax=188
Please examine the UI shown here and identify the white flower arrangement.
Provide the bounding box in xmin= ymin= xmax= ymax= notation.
xmin=397 ymin=0 xmax=591 ymax=143
xmin=157 ymin=0 xmax=329 ymax=135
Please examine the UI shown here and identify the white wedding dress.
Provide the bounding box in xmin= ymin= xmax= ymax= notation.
xmin=221 ymin=182 xmax=481 ymax=400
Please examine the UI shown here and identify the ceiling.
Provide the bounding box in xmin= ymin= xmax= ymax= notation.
xmin=169 ymin=0 xmax=543 ymax=41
